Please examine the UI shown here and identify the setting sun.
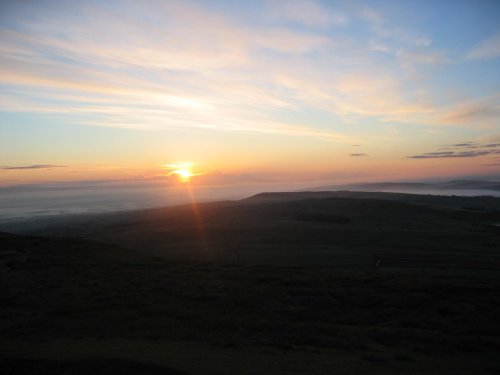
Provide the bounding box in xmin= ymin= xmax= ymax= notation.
xmin=173 ymin=169 xmax=192 ymax=183
xmin=163 ymin=162 xmax=193 ymax=183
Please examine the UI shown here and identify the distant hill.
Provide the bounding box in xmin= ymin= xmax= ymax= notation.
xmin=245 ymin=190 xmax=500 ymax=212
xmin=313 ymin=179 xmax=500 ymax=193
xmin=3 ymin=191 xmax=499 ymax=268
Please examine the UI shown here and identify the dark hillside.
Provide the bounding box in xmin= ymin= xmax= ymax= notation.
xmin=4 ymin=192 xmax=497 ymax=271
xmin=2 ymin=192 xmax=500 ymax=373
xmin=1 ymin=230 xmax=500 ymax=374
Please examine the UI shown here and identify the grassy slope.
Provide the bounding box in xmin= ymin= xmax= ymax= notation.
xmin=9 ymin=192 xmax=499 ymax=269
xmin=2 ymin=192 xmax=500 ymax=374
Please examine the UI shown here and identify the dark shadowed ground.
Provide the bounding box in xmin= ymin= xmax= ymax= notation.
xmin=1 ymin=191 xmax=500 ymax=374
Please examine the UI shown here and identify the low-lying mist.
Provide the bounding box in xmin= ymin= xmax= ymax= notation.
xmin=1 ymin=178 xmax=499 ymax=222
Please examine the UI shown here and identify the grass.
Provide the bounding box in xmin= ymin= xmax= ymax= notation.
xmin=2 ymin=192 xmax=500 ymax=374
xmin=3 ymin=249 xmax=500 ymax=370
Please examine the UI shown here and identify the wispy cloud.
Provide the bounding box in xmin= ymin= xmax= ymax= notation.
xmin=267 ymin=0 xmax=349 ymax=28
xmin=368 ymin=38 xmax=391 ymax=53
xmin=409 ymin=151 xmax=500 ymax=159
xmin=359 ymin=6 xmax=431 ymax=47
xmin=408 ymin=140 xmax=500 ymax=159
xmin=359 ymin=7 xmax=384 ymax=25
xmin=436 ymin=95 xmax=500 ymax=127
xmin=446 ymin=142 xmax=477 ymax=148
xmin=0 ymin=1 xmax=350 ymax=140
xmin=466 ymin=33 xmax=500 ymax=60
xmin=0 ymin=0 xmax=498 ymax=143
xmin=350 ymin=153 xmax=368 ymax=157
xmin=397 ymin=48 xmax=450 ymax=66
xmin=0 ymin=165 xmax=66 ymax=170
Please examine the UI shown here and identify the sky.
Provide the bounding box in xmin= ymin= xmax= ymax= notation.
xmin=1 ymin=0 xmax=499 ymax=187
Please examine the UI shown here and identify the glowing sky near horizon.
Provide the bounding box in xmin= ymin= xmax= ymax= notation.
xmin=0 ymin=0 xmax=499 ymax=186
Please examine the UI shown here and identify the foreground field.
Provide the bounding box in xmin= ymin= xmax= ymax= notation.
xmin=2 ymin=192 xmax=500 ymax=374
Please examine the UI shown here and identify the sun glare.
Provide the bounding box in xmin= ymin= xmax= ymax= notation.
xmin=174 ymin=169 xmax=192 ymax=182
xmin=163 ymin=162 xmax=195 ymax=183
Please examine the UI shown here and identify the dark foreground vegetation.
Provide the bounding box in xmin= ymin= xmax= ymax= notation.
xmin=1 ymin=191 xmax=500 ymax=374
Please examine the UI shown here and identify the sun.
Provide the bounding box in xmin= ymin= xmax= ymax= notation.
xmin=163 ymin=162 xmax=194 ymax=183
xmin=173 ymin=168 xmax=192 ymax=182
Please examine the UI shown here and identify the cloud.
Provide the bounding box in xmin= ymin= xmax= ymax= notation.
xmin=0 ymin=164 xmax=66 ymax=170
xmin=0 ymin=0 xmax=497 ymax=140
xmin=408 ymin=151 xmax=500 ymax=159
xmin=478 ymin=135 xmax=500 ymax=144
xmin=323 ymin=72 xmax=434 ymax=122
xmin=359 ymin=7 xmax=431 ymax=47
xmin=396 ymin=47 xmax=450 ymax=78
xmin=397 ymin=48 xmax=450 ymax=66
xmin=267 ymin=0 xmax=348 ymax=28
xmin=0 ymin=2 xmax=350 ymax=141
xmin=350 ymin=153 xmax=368 ymax=157
xmin=466 ymin=33 xmax=500 ymax=60
xmin=446 ymin=142 xmax=477 ymax=148
xmin=437 ymin=95 xmax=500 ymax=127
xmin=359 ymin=7 xmax=383 ymax=24
xmin=368 ymin=39 xmax=391 ymax=53
xmin=408 ymin=140 xmax=500 ymax=159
